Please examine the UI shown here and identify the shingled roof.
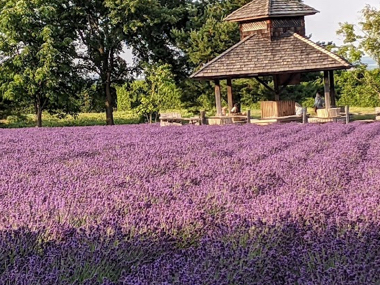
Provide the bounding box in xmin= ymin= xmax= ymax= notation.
xmin=224 ymin=0 xmax=319 ymax=22
xmin=191 ymin=32 xmax=351 ymax=79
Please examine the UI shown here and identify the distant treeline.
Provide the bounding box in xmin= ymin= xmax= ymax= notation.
xmin=0 ymin=0 xmax=379 ymax=126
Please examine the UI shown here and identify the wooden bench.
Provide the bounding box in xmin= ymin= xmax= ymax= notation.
xmin=231 ymin=115 xmax=248 ymax=124
xmin=159 ymin=112 xmax=201 ymax=127
xmin=159 ymin=112 xmax=182 ymax=126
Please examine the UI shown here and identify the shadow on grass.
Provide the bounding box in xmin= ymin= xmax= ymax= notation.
xmin=1 ymin=223 xmax=379 ymax=285
xmin=352 ymin=114 xmax=376 ymax=121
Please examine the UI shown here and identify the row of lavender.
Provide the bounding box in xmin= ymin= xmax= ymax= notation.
xmin=1 ymin=123 xmax=379 ymax=284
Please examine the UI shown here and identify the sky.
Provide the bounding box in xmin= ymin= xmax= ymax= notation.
xmin=305 ymin=0 xmax=379 ymax=45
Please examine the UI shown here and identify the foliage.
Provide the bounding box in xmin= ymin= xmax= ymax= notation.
xmin=135 ymin=64 xmax=182 ymax=123
xmin=360 ymin=5 xmax=380 ymax=66
xmin=337 ymin=68 xmax=380 ymax=107
xmin=115 ymin=84 xmax=132 ymax=112
xmin=1 ymin=123 xmax=380 ymax=283
xmin=107 ymin=0 xmax=191 ymax=80
xmin=336 ymin=7 xmax=380 ymax=107
xmin=116 ymin=80 xmax=148 ymax=112
xmin=70 ymin=0 xmax=137 ymax=125
xmin=336 ymin=24 xmax=365 ymax=66
xmin=0 ymin=0 xmax=82 ymax=127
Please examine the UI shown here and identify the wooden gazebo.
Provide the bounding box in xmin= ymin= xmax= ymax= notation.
xmin=191 ymin=0 xmax=352 ymax=121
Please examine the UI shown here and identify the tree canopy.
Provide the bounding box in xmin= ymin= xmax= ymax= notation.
xmin=0 ymin=0 xmax=82 ymax=127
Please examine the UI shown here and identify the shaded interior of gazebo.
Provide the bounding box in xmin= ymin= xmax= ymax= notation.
xmin=190 ymin=0 xmax=352 ymax=119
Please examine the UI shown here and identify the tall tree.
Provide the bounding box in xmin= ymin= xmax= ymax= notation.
xmin=0 ymin=0 xmax=81 ymax=127
xmin=71 ymin=0 xmax=139 ymax=125
xmin=72 ymin=0 xmax=189 ymax=125
xmin=70 ymin=0 xmax=193 ymax=124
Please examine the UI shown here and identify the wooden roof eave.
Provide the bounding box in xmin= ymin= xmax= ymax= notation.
xmin=191 ymin=66 xmax=352 ymax=81
xmin=224 ymin=11 xmax=319 ymax=23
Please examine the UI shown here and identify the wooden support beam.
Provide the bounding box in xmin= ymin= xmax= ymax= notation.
xmin=345 ymin=106 xmax=350 ymax=124
xmin=329 ymin=70 xmax=336 ymax=108
xmin=254 ymin=77 xmax=275 ymax=94
xmin=227 ymin=79 xmax=233 ymax=113
xmin=214 ymin=80 xmax=222 ymax=116
xmin=324 ymin=71 xmax=331 ymax=109
xmin=274 ymin=75 xmax=280 ymax=101
xmin=246 ymin=110 xmax=251 ymax=124
xmin=279 ymin=74 xmax=295 ymax=93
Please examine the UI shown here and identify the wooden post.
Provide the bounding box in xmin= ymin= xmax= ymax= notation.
xmin=302 ymin=107 xmax=308 ymax=124
xmin=324 ymin=71 xmax=331 ymax=109
xmin=329 ymin=70 xmax=336 ymax=108
xmin=345 ymin=106 xmax=350 ymax=124
xmin=227 ymin=78 xmax=233 ymax=113
xmin=200 ymin=110 xmax=206 ymax=125
xmin=274 ymin=75 xmax=280 ymax=101
xmin=214 ymin=80 xmax=222 ymax=116
xmin=246 ymin=110 xmax=251 ymax=124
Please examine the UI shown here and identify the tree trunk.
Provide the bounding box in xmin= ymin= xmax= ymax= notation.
xmin=36 ymin=104 xmax=42 ymax=128
xmin=105 ymin=71 xmax=114 ymax=126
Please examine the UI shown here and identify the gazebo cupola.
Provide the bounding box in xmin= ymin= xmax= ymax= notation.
xmin=191 ymin=0 xmax=352 ymax=118
xmin=225 ymin=0 xmax=319 ymax=40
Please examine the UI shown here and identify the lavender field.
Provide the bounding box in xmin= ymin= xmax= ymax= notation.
xmin=1 ymin=122 xmax=380 ymax=284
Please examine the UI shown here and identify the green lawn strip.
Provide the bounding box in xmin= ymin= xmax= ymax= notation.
xmin=0 ymin=107 xmax=377 ymax=128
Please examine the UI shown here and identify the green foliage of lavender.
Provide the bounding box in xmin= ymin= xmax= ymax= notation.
xmin=1 ymin=123 xmax=380 ymax=284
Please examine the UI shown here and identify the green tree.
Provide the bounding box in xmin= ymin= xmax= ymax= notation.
xmin=116 ymin=84 xmax=132 ymax=112
xmin=335 ymin=5 xmax=380 ymax=106
xmin=135 ymin=64 xmax=182 ymax=123
xmin=71 ymin=0 xmax=139 ymax=125
xmin=108 ymin=0 xmax=191 ymax=80
xmin=336 ymin=67 xmax=380 ymax=107
xmin=0 ymin=0 xmax=81 ymax=127
xmin=70 ymin=0 xmax=191 ymax=125
xmin=361 ymin=5 xmax=380 ymax=66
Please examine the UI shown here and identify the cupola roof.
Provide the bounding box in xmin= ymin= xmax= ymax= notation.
xmin=224 ymin=0 xmax=319 ymax=22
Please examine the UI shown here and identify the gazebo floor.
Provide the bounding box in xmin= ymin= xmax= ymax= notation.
xmin=308 ymin=117 xmax=345 ymax=124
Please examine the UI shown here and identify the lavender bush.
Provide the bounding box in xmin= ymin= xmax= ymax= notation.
xmin=1 ymin=122 xmax=380 ymax=284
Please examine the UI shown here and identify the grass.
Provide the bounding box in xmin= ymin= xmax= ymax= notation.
xmin=244 ymin=107 xmax=378 ymax=121
xmin=348 ymin=107 xmax=377 ymax=121
xmin=0 ymin=107 xmax=377 ymax=128
xmin=0 ymin=111 xmax=140 ymax=128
